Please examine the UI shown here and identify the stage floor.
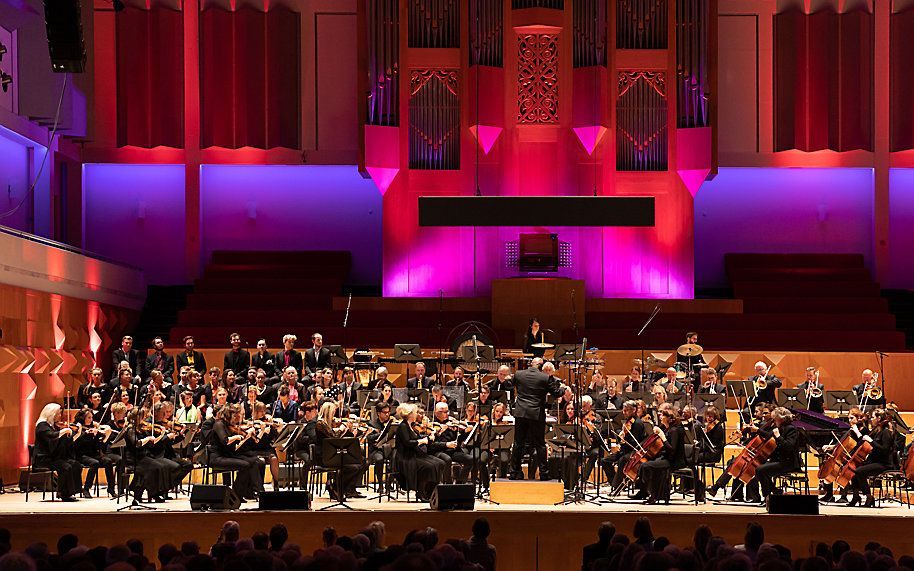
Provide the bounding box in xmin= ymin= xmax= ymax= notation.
xmin=0 ymin=489 xmax=912 ymax=571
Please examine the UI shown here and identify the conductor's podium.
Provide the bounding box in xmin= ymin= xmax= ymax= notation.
xmin=489 ymin=479 xmax=565 ymax=505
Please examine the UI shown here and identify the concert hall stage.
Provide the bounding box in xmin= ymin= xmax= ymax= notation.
xmin=0 ymin=493 xmax=911 ymax=571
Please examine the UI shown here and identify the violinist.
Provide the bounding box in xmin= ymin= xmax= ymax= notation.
xmin=488 ymin=402 xmax=513 ymax=478
xmin=600 ymin=400 xmax=646 ymax=488
xmin=373 ymin=383 xmax=399 ymax=411
xmin=85 ymin=391 xmax=106 ymax=418
xmin=124 ymin=406 xmax=169 ymax=503
xmin=73 ymin=408 xmax=117 ymax=498
xmin=366 ymin=403 xmax=395 ymax=485
xmin=749 ymin=407 xmax=801 ymax=503
xmin=209 ymin=404 xmax=263 ymax=501
xmin=394 ymin=403 xmax=447 ymax=501
xmin=578 ymin=396 xmax=605 ymax=482
xmin=431 ymin=385 xmax=458 ymax=414
xmin=143 ymin=370 xmax=173 ymax=403
xmin=147 ymin=402 xmax=194 ymax=493
xmin=428 ymin=401 xmax=473 ymax=483
xmin=33 ymin=403 xmax=83 ymax=502
xmin=315 ymin=402 xmax=366 ymax=499
xmin=853 ymin=369 xmax=886 ymax=409
xmin=748 ymin=362 xmax=781 ymax=411
xmin=461 ymin=401 xmax=490 ymax=489
xmin=697 ymin=406 xmax=725 ymax=465
xmin=847 ymin=408 xmax=896 ymax=508
xmin=244 ymin=402 xmax=281 ymax=488
xmin=292 ymin=402 xmax=320 ymax=474
xmin=549 ymin=402 xmax=582 ymax=489
xmin=797 ymin=366 xmax=825 ymax=414
xmin=637 ymin=406 xmax=687 ymax=504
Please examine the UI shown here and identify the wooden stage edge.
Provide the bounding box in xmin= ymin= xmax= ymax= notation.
xmin=0 ymin=496 xmax=912 ymax=571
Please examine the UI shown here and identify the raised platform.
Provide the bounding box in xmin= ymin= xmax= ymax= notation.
xmin=0 ymin=492 xmax=912 ymax=571
xmin=489 ymin=479 xmax=565 ymax=504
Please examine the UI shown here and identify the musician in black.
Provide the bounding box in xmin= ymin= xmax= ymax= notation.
xmin=523 ymin=318 xmax=548 ymax=358
xmin=125 ymin=407 xmax=169 ymax=503
xmin=336 ymin=367 xmax=361 ymax=414
xmin=222 ymin=332 xmax=251 ymax=377
xmin=707 ymin=403 xmax=773 ymax=502
xmin=33 ymin=403 xmax=83 ymax=502
xmin=428 ymin=401 xmax=473 ymax=483
xmin=509 ymin=361 xmax=565 ymax=481
xmin=819 ymin=406 xmax=867 ymax=504
xmin=430 ymin=385 xmax=458 ymax=414
xmin=660 ymin=368 xmax=685 ymax=394
xmin=209 ymin=404 xmax=263 ymax=501
xmin=796 ymin=366 xmax=825 ymax=414
xmin=638 ymin=406 xmax=687 ymax=504
xmin=175 ymin=336 xmax=207 ymax=375
xmin=698 ymin=369 xmax=726 ymax=395
xmin=446 ymin=367 xmax=473 ymax=392
xmin=111 ymin=336 xmax=140 ymax=381
xmin=406 ymin=362 xmax=437 ymax=389
xmin=749 ymin=362 xmax=781 ymax=410
xmin=366 ymin=403 xmax=394 ymax=486
xmin=489 ymin=365 xmax=514 ymax=393
xmin=750 ymin=407 xmax=801 ymax=502
xmin=293 ymin=401 xmax=319 ymax=478
xmin=73 ymin=408 xmax=118 ymax=498
xmin=852 ymin=369 xmax=886 ymax=409
xmin=394 ymin=403 xmax=447 ymax=501
xmin=848 ymin=409 xmax=896 ymax=508
xmin=675 ymin=332 xmax=706 ymax=372
xmin=600 ymin=400 xmax=646 ymax=488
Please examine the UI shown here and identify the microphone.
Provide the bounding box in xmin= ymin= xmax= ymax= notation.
xmin=875 ymin=350 xmax=888 ymax=357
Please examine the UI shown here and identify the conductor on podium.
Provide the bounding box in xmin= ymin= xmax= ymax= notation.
xmin=509 ymin=358 xmax=566 ymax=480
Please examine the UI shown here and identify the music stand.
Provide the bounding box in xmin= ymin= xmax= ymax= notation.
xmin=622 ymin=391 xmax=654 ymax=406
xmin=405 ymin=389 xmax=430 ymax=408
xmin=553 ymin=344 xmax=581 ymax=362
xmin=327 ymin=345 xmax=348 ymax=366
xmin=482 ymin=425 xmax=514 ymax=480
xmin=320 ymin=437 xmax=363 ymax=510
xmin=888 ymin=409 xmax=910 ymax=432
xmin=489 ymin=390 xmax=509 ymax=405
xmin=777 ymin=388 xmax=808 ymax=410
xmin=357 ymin=389 xmax=378 ymax=411
xmin=274 ymin=423 xmax=302 ymax=452
xmin=602 ymin=409 xmax=624 ymax=432
xmin=393 ymin=344 xmax=423 ymax=380
xmin=694 ymin=393 xmax=726 ymax=416
xmin=825 ymin=390 xmax=858 ymax=414
xmin=668 ymin=393 xmax=689 ymax=410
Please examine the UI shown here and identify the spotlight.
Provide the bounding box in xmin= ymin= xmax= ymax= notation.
xmin=113 ymin=0 xmax=125 ymax=11
xmin=0 ymin=72 xmax=11 ymax=94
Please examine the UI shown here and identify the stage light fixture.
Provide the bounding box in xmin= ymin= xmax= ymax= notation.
xmin=0 ymin=72 xmax=11 ymax=94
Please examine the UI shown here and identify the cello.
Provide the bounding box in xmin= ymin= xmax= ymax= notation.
xmin=727 ymin=421 xmax=777 ymax=485
xmin=622 ymin=433 xmax=666 ymax=481
xmin=817 ymin=431 xmax=858 ymax=485
xmin=834 ymin=440 xmax=873 ymax=489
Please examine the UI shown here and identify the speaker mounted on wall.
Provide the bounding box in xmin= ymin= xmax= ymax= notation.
xmin=43 ymin=0 xmax=86 ymax=73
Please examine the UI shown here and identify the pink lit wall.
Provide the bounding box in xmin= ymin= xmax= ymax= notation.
xmin=199 ymin=165 xmax=381 ymax=285
xmin=694 ymin=167 xmax=875 ymax=288
xmin=888 ymin=169 xmax=914 ymax=289
xmin=83 ymin=164 xmax=186 ymax=284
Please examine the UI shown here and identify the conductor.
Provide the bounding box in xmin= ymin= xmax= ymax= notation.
xmin=509 ymin=358 xmax=566 ymax=481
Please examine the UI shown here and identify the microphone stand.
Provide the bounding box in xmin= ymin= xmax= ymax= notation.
xmin=636 ymin=305 xmax=662 ymax=385
xmin=875 ymin=350 xmax=887 ymax=401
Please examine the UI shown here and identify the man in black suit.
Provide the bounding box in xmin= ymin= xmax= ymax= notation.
xmin=697 ymin=368 xmax=726 ymax=395
xmin=749 ymin=361 xmax=781 ymax=411
xmin=581 ymin=522 xmax=616 ymax=571
xmin=111 ymin=336 xmax=139 ymax=380
xmin=275 ymin=334 xmax=304 ymax=378
xmin=488 ymin=365 xmax=514 ymax=393
xmin=223 ymin=332 xmax=251 ymax=376
xmin=304 ymin=333 xmax=331 ymax=377
xmin=175 ymin=336 xmax=207 ymax=374
xmin=510 ymin=359 xmax=564 ymax=480
xmin=749 ymin=407 xmax=801 ymax=503
xmin=406 ymin=361 xmax=436 ymax=390
xmin=852 ymin=368 xmax=886 ymax=409
xmin=145 ymin=336 xmax=174 ymax=382
xmin=252 ymin=338 xmax=276 ymax=378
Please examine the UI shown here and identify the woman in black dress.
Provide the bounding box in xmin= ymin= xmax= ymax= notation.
xmin=33 ymin=403 xmax=83 ymax=501
xmin=209 ymin=404 xmax=263 ymax=501
xmin=73 ymin=408 xmax=118 ymax=497
xmin=849 ymin=408 xmax=897 ymax=508
xmin=394 ymin=403 xmax=447 ymax=501
xmin=314 ymin=402 xmax=366 ymax=499
xmin=523 ymin=318 xmax=548 ymax=358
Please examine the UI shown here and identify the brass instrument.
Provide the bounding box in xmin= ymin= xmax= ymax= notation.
xmin=755 ymin=375 xmax=768 ymax=390
xmin=866 ymin=386 xmax=883 ymax=401
xmin=806 ymin=370 xmax=823 ymax=399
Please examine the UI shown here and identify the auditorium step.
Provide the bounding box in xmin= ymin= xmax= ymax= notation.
xmin=133 ymin=285 xmax=193 ymax=346
xmin=884 ymin=289 xmax=914 ymax=349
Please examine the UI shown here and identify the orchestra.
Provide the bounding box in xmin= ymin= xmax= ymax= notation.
xmin=28 ymin=328 xmax=908 ymax=510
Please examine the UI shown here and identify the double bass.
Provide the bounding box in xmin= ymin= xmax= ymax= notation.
xmin=727 ymin=421 xmax=777 ymax=485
